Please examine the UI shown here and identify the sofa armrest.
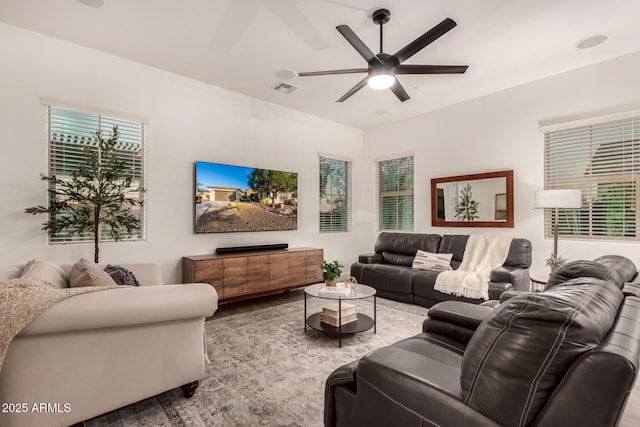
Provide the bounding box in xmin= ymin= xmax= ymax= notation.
xmin=499 ymin=289 xmax=530 ymax=303
xmin=623 ymin=282 xmax=640 ymax=297
xmin=422 ymin=319 xmax=476 ymax=345
xmin=488 ymin=281 xmax=513 ymax=300
xmin=426 ymin=301 xmax=494 ymax=330
xmin=19 ymin=284 xmax=218 ymax=336
xmin=490 ymin=266 xmax=530 ymax=291
xmin=324 ymin=360 xmax=358 ymax=427
xmin=423 ymin=301 xmax=494 ymax=345
xmin=355 ymin=347 xmax=500 ymax=427
xmin=358 ymin=253 xmax=382 ymax=264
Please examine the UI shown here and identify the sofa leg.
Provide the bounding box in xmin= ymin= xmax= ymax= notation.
xmin=181 ymin=381 xmax=199 ymax=398
xmin=69 ymin=423 xmax=85 ymax=427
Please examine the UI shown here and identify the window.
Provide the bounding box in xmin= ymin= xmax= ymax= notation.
xmin=319 ymin=156 xmax=352 ymax=232
xmin=48 ymin=105 xmax=146 ymax=243
xmin=543 ymin=113 xmax=639 ymax=241
xmin=377 ymin=155 xmax=414 ymax=230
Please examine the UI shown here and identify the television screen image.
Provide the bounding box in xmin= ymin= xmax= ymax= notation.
xmin=195 ymin=161 xmax=298 ymax=233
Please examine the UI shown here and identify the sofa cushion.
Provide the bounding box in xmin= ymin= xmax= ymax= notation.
xmin=0 ymin=265 xmax=22 ymax=281
xmin=594 ymin=255 xmax=637 ymax=283
xmin=413 ymin=270 xmax=443 ymax=298
xmin=382 ymin=252 xmax=414 ymax=266
xmin=105 ymin=265 xmax=141 ymax=286
xmin=355 ymin=333 xmax=468 ymax=426
xmin=375 ymin=232 xmax=441 ymax=258
xmin=361 ymin=264 xmax=413 ymax=295
xmin=502 ymin=238 xmax=532 ymax=268
xmin=69 ymin=258 xmax=117 ymax=288
xmin=20 ymin=259 xmax=68 ymax=289
xmin=460 ymin=278 xmax=622 ymax=426
xmin=437 ymin=235 xmax=469 ymax=269
xmin=413 ymin=270 xmax=483 ymax=306
xmin=412 ymin=251 xmax=452 ymax=272
xmin=546 ymin=260 xmax=624 ymax=290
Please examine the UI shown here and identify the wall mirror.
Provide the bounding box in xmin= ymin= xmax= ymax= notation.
xmin=431 ymin=170 xmax=514 ymax=228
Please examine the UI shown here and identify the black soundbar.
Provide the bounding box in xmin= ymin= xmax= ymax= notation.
xmin=216 ymin=243 xmax=288 ymax=254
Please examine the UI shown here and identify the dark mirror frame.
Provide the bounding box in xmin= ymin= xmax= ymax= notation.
xmin=431 ymin=170 xmax=514 ymax=228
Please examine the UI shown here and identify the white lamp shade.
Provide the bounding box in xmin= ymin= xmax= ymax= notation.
xmin=534 ymin=189 xmax=582 ymax=209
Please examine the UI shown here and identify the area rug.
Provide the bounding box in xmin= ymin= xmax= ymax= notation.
xmin=85 ymin=296 xmax=428 ymax=426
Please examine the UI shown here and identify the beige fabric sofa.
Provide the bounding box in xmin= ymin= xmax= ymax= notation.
xmin=0 ymin=262 xmax=218 ymax=427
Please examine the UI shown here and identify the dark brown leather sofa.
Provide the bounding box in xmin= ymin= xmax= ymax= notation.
xmin=325 ymin=258 xmax=640 ymax=427
xmin=350 ymin=232 xmax=532 ymax=307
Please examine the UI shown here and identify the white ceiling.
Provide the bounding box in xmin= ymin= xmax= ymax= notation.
xmin=1 ymin=0 xmax=640 ymax=130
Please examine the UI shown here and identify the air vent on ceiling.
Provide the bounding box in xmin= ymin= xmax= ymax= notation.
xmin=273 ymin=82 xmax=298 ymax=94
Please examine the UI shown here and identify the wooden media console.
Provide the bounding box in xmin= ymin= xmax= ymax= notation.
xmin=182 ymin=247 xmax=323 ymax=303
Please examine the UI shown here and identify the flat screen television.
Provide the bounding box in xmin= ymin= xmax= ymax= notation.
xmin=195 ymin=161 xmax=298 ymax=233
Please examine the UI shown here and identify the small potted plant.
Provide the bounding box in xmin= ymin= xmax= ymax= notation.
xmin=546 ymin=253 xmax=567 ymax=274
xmin=321 ymin=260 xmax=342 ymax=287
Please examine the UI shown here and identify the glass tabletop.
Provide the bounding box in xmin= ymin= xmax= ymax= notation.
xmin=305 ymin=283 xmax=376 ymax=300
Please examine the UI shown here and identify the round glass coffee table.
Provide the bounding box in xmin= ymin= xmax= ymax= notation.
xmin=304 ymin=283 xmax=376 ymax=347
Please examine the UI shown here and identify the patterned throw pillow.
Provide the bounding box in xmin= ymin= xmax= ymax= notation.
xmin=412 ymin=250 xmax=453 ymax=272
xmin=69 ymin=258 xmax=117 ymax=288
xmin=104 ymin=265 xmax=141 ymax=286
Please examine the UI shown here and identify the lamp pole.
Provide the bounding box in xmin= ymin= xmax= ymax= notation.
xmin=553 ymin=207 xmax=558 ymax=259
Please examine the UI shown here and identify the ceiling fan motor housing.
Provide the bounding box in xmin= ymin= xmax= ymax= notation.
xmin=376 ymin=52 xmax=399 ymax=68
xmin=372 ymin=8 xmax=391 ymax=25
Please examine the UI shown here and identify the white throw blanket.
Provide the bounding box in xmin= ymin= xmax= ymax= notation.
xmin=434 ymin=235 xmax=513 ymax=300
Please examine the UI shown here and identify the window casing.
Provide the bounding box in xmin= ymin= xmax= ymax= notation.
xmin=48 ymin=106 xmax=145 ymax=243
xmin=319 ymin=156 xmax=352 ymax=232
xmin=377 ymin=156 xmax=414 ymax=231
xmin=543 ymin=114 xmax=639 ymax=241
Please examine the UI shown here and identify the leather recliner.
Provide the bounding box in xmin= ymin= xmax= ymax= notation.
xmin=423 ymin=256 xmax=640 ymax=346
xmin=325 ymin=259 xmax=640 ymax=427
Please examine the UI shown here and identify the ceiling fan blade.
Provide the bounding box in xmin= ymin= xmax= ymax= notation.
xmin=336 ymin=25 xmax=382 ymax=66
xmin=336 ymin=77 xmax=368 ymax=102
xmin=299 ymin=68 xmax=368 ymax=76
xmin=395 ymin=65 xmax=468 ymax=74
xmin=390 ymin=80 xmax=410 ymax=102
xmin=390 ymin=18 xmax=457 ymax=65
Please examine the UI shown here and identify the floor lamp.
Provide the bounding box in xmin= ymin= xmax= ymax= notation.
xmin=534 ymin=189 xmax=582 ymax=259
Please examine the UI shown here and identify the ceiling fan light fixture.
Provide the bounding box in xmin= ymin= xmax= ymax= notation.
xmin=368 ymin=71 xmax=395 ymax=90
xmin=298 ymin=10 xmax=467 ymax=102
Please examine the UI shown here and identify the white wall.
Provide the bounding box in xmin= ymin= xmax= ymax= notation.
xmin=363 ymin=50 xmax=640 ymax=275
xmin=3 ymin=21 xmax=639 ymax=283
xmin=0 ymin=23 xmax=365 ymax=283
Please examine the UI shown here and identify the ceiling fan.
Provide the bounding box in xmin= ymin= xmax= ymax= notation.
xmin=298 ymin=9 xmax=468 ymax=102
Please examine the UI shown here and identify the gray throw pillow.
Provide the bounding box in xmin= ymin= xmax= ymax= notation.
xmin=104 ymin=265 xmax=140 ymax=286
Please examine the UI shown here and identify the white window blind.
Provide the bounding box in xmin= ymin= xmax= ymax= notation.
xmin=544 ymin=116 xmax=639 ymax=240
xmin=319 ymin=156 xmax=352 ymax=232
xmin=377 ymin=156 xmax=414 ymax=231
xmin=48 ymin=106 xmax=145 ymax=243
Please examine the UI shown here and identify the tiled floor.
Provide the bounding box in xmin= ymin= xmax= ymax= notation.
xmin=209 ymin=289 xmax=640 ymax=426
